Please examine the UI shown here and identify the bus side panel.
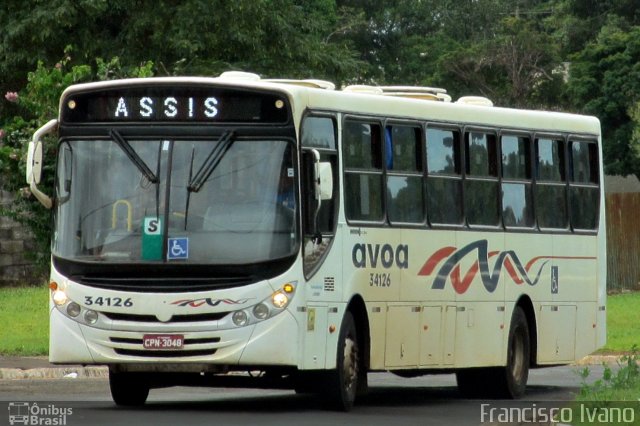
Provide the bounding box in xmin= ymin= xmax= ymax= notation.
xmin=408 ymin=229 xmax=458 ymax=368
xmin=504 ymin=232 xmax=551 ymax=365
xmin=453 ymin=231 xmax=505 ymax=368
xmin=300 ymin=222 xmax=347 ymax=370
xmin=535 ymin=234 xmax=598 ymax=363
xmin=342 ymin=226 xmax=402 ymax=370
xmin=552 ymin=235 xmax=598 ymax=304
xmin=301 ymin=305 xmax=328 ymax=369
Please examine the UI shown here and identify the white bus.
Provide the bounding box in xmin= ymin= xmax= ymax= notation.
xmin=26 ymin=72 xmax=606 ymax=411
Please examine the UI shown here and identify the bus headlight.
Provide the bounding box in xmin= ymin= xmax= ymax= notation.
xmin=272 ymin=292 xmax=288 ymax=309
xmin=52 ymin=290 xmax=68 ymax=306
xmin=253 ymin=303 xmax=269 ymax=320
xmin=84 ymin=310 xmax=99 ymax=324
xmin=66 ymin=302 xmax=81 ymax=317
xmin=232 ymin=311 xmax=248 ymax=327
xmin=229 ymin=282 xmax=297 ymax=328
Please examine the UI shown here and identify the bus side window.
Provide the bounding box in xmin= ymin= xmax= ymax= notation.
xmin=568 ymin=141 xmax=599 ymax=230
xmin=501 ymin=135 xmax=534 ymax=229
xmin=426 ymin=127 xmax=463 ymax=225
xmin=386 ymin=124 xmax=424 ymax=224
xmin=343 ymin=120 xmax=384 ymax=222
xmin=535 ymin=138 xmax=568 ymax=230
xmin=464 ymin=131 xmax=500 ymax=227
xmin=301 ymin=116 xmax=336 ymax=150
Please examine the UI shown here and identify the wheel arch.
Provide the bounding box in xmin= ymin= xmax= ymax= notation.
xmin=346 ymin=294 xmax=370 ymax=372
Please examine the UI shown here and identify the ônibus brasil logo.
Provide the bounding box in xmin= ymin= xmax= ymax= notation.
xmin=8 ymin=402 xmax=73 ymax=426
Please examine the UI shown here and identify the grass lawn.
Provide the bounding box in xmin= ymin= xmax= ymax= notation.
xmin=0 ymin=285 xmax=49 ymax=356
xmin=600 ymin=291 xmax=640 ymax=353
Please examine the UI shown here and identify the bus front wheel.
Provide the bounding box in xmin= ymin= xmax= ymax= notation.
xmin=109 ymin=370 xmax=150 ymax=406
xmin=322 ymin=311 xmax=359 ymax=411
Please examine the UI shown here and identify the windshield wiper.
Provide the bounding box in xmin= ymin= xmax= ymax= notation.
xmin=187 ymin=130 xmax=235 ymax=193
xmin=110 ymin=129 xmax=158 ymax=184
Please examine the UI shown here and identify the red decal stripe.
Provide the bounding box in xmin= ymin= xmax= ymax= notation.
xmin=418 ymin=246 xmax=457 ymax=276
xmin=451 ymin=262 xmax=479 ymax=294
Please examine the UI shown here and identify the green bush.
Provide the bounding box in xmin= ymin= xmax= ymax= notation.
xmin=577 ymin=346 xmax=640 ymax=401
xmin=0 ymin=51 xmax=154 ymax=280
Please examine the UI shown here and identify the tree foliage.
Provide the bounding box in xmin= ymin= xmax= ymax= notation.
xmin=0 ymin=55 xmax=155 ymax=276
xmin=567 ymin=23 xmax=640 ymax=175
xmin=3 ymin=0 xmax=640 ymax=277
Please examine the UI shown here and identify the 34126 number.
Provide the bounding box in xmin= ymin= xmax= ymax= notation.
xmin=369 ymin=273 xmax=391 ymax=287
xmin=84 ymin=296 xmax=133 ymax=307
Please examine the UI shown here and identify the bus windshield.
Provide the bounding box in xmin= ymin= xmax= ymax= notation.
xmin=53 ymin=137 xmax=298 ymax=264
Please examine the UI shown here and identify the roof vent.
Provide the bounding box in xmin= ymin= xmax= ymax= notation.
xmin=343 ymin=85 xmax=451 ymax=101
xmin=342 ymin=85 xmax=384 ymax=95
xmin=218 ymin=71 xmax=261 ymax=81
xmin=264 ymin=79 xmax=335 ymax=90
xmin=456 ymin=96 xmax=493 ymax=107
xmin=379 ymin=86 xmax=447 ymax=95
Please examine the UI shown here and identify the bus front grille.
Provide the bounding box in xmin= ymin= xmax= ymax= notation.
xmin=113 ymin=348 xmax=218 ymax=358
xmin=103 ymin=311 xmax=229 ymax=323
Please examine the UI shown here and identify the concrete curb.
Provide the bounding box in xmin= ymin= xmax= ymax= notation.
xmin=0 ymin=355 xmax=623 ymax=380
xmin=572 ymin=355 xmax=622 ymax=366
xmin=0 ymin=366 xmax=108 ymax=380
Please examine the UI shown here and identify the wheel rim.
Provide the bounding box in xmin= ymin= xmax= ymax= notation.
xmin=342 ymin=335 xmax=358 ymax=394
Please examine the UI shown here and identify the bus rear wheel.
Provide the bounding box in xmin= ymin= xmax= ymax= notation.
xmin=456 ymin=306 xmax=530 ymax=399
xmin=322 ymin=311 xmax=359 ymax=411
xmin=109 ymin=370 xmax=150 ymax=406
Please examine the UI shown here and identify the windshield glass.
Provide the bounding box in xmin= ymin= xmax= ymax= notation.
xmin=53 ymin=138 xmax=298 ymax=264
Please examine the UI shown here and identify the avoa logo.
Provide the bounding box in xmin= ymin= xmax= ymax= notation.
xmin=352 ymin=243 xmax=409 ymax=269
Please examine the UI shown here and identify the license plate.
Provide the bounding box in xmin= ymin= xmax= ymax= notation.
xmin=143 ymin=334 xmax=184 ymax=350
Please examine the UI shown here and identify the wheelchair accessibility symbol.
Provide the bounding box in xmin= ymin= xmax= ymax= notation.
xmin=168 ymin=237 xmax=189 ymax=260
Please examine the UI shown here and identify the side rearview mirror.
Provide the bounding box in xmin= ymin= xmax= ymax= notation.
xmin=26 ymin=119 xmax=58 ymax=209
xmin=303 ymin=149 xmax=334 ymax=244
xmin=315 ymin=160 xmax=333 ymax=201
xmin=30 ymin=141 xmax=43 ymax=185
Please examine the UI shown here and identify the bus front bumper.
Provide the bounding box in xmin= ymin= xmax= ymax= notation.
xmin=48 ymin=307 xmax=299 ymax=369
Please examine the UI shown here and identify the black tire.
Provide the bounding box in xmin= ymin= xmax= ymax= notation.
xmin=109 ymin=370 xmax=150 ymax=406
xmin=322 ymin=311 xmax=359 ymax=411
xmin=456 ymin=306 xmax=530 ymax=399
xmin=499 ymin=306 xmax=530 ymax=398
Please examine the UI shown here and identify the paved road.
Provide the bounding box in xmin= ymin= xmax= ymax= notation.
xmin=0 ymin=365 xmax=604 ymax=426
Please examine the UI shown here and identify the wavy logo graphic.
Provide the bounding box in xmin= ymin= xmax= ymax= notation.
xmin=170 ymin=298 xmax=252 ymax=308
xmin=418 ymin=239 xmax=595 ymax=294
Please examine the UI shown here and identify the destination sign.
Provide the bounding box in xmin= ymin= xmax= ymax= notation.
xmin=61 ymin=86 xmax=290 ymax=124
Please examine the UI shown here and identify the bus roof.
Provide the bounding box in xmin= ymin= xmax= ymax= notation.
xmin=59 ymin=75 xmax=601 ymax=137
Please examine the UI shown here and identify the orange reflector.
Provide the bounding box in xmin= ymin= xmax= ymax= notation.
xmin=283 ymin=283 xmax=295 ymax=293
xmin=49 ymin=282 xmax=58 ymax=291
xmin=329 ymin=325 xmax=336 ymax=333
